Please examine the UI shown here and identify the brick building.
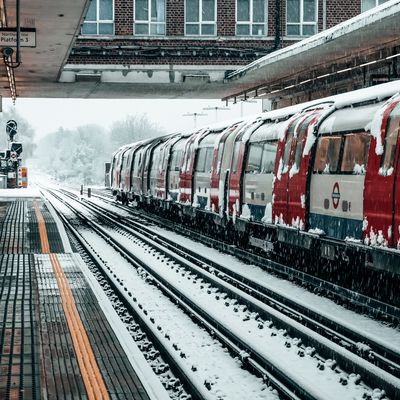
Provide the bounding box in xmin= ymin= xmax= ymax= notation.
xmin=60 ymin=0 xmax=388 ymax=92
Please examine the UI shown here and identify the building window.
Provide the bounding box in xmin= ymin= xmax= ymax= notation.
xmin=361 ymin=0 xmax=387 ymax=13
xmin=286 ymin=0 xmax=317 ymax=37
xmin=236 ymin=0 xmax=267 ymax=36
xmin=185 ymin=0 xmax=216 ymax=36
xmin=135 ymin=0 xmax=166 ymax=35
xmin=81 ymin=0 xmax=114 ymax=35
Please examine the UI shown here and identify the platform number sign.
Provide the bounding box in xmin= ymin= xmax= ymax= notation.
xmin=6 ymin=120 xmax=17 ymax=141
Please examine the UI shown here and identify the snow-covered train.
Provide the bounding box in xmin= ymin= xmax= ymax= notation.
xmin=110 ymin=81 xmax=400 ymax=286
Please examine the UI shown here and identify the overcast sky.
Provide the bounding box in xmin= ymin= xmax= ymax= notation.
xmin=2 ymin=98 xmax=263 ymax=141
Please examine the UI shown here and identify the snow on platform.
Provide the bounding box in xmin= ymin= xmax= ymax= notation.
xmin=0 ymin=187 xmax=41 ymax=199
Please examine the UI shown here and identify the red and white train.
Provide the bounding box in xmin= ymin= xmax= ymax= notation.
xmin=110 ymin=81 xmax=400 ymax=278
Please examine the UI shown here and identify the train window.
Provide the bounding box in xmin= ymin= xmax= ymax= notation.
xmin=294 ymin=115 xmax=314 ymax=169
xmin=282 ymin=121 xmax=296 ymax=168
xmin=381 ymin=109 xmax=400 ymax=171
xmin=170 ymin=150 xmax=183 ymax=172
xmin=246 ymin=143 xmax=263 ymax=173
xmin=150 ymin=152 xmax=159 ymax=174
xmin=341 ymin=133 xmax=371 ymax=174
xmin=231 ymin=141 xmax=241 ymax=173
xmin=216 ymin=142 xmax=224 ymax=174
xmin=204 ymin=148 xmax=214 ymax=173
xmin=196 ymin=148 xmax=207 ymax=172
xmin=261 ymin=142 xmax=277 ymax=173
xmin=185 ymin=143 xmax=195 ymax=172
xmin=133 ymin=152 xmax=141 ymax=174
xmin=120 ymin=153 xmax=126 ymax=172
xmin=313 ymin=136 xmax=341 ymax=173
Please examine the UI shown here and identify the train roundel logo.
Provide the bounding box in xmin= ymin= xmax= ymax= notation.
xmin=331 ymin=182 xmax=340 ymax=209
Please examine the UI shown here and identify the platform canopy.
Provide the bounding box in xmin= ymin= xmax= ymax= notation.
xmin=0 ymin=0 xmax=399 ymax=100
xmin=0 ymin=0 xmax=88 ymax=100
xmin=222 ymin=0 xmax=400 ymax=105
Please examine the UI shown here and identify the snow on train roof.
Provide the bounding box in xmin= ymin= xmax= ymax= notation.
xmin=227 ymin=0 xmax=400 ymax=81
xmin=319 ymin=102 xmax=383 ymax=134
xmin=249 ymin=120 xmax=290 ymax=143
xmin=111 ymin=81 xmax=400 ymax=158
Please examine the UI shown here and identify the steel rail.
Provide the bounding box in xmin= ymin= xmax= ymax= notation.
xmin=50 ymin=187 xmax=400 ymax=400
xmin=80 ymin=194 xmax=400 ymax=380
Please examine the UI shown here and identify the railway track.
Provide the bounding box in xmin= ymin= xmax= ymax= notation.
xmin=43 ymin=186 xmax=400 ymax=400
xmin=90 ymin=189 xmax=400 ymax=324
xmin=42 ymin=188 xmax=284 ymax=400
xmin=69 ymin=190 xmax=400 ymax=380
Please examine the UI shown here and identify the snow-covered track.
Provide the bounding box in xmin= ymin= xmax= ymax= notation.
xmin=50 ymin=187 xmax=400 ymax=400
xmin=40 ymin=190 xmax=194 ymax=400
xmin=92 ymin=191 xmax=400 ymax=324
xmin=70 ymin=193 xmax=400 ymax=382
xmin=44 ymin=187 xmax=302 ymax=400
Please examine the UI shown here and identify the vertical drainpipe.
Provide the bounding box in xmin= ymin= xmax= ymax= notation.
xmin=274 ymin=0 xmax=281 ymax=50
xmin=16 ymin=0 xmax=20 ymax=63
xmin=323 ymin=0 xmax=327 ymax=31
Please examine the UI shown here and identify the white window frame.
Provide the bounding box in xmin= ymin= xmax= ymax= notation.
xmin=184 ymin=0 xmax=217 ymax=36
xmin=134 ymin=0 xmax=166 ymax=36
xmin=235 ymin=0 xmax=267 ymax=36
xmin=361 ymin=0 xmax=387 ymax=13
xmin=286 ymin=0 xmax=317 ymax=37
xmin=81 ymin=0 xmax=115 ymax=35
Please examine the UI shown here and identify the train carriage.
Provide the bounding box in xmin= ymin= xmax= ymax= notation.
xmin=192 ymin=125 xmax=230 ymax=211
xmin=364 ymin=95 xmax=400 ymax=249
xmin=241 ymin=118 xmax=290 ymax=223
xmin=167 ymin=136 xmax=189 ymax=203
xmin=308 ymin=102 xmax=379 ymax=241
xmin=272 ymin=105 xmax=332 ymax=230
xmin=209 ymin=121 xmax=245 ymax=219
xmin=110 ymin=81 xmax=400 ymax=282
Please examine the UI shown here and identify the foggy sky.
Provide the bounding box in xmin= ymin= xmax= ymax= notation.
xmin=2 ymin=98 xmax=262 ymax=141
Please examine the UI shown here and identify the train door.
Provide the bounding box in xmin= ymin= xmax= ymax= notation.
xmin=228 ymin=121 xmax=262 ymax=218
xmin=272 ymin=114 xmax=303 ymax=225
xmin=179 ymin=134 xmax=198 ymax=204
xmin=229 ymin=139 xmax=246 ymax=218
xmin=122 ymin=148 xmax=133 ymax=193
xmin=117 ymin=148 xmax=129 ymax=190
xmin=168 ymin=138 xmax=186 ymax=202
xmin=193 ymin=133 xmax=216 ymax=210
xmin=242 ymin=121 xmax=284 ymax=223
xmin=131 ymin=146 xmax=143 ymax=195
xmin=142 ymin=142 xmax=159 ymax=196
xmin=149 ymin=144 xmax=162 ymax=197
xmin=157 ymin=137 xmax=178 ymax=200
xmin=210 ymin=123 xmax=242 ymax=215
xmin=364 ymin=99 xmax=400 ymax=247
xmin=273 ymin=109 xmax=326 ymax=229
xmin=391 ymin=105 xmax=400 ymax=248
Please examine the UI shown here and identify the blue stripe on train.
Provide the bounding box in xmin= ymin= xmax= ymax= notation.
xmin=309 ymin=213 xmax=363 ymax=240
xmin=246 ymin=204 xmax=266 ymax=222
xmin=196 ymin=195 xmax=208 ymax=209
xmin=169 ymin=192 xmax=179 ymax=201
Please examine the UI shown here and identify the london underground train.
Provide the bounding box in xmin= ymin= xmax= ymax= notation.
xmin=110 ymin=81 xmax=400 ymax=301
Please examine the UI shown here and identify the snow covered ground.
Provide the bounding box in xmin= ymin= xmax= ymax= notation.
xmin=89 ymin=194 xmax=400 ymax=353
xmin=0 ymin=187 xmax=41 ymax=198
xmin=44 ymin=189 xmax=400 ymax=399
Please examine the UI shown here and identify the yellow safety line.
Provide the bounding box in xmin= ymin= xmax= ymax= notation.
xmin=33 ymin=201 xmax=109 ymax=400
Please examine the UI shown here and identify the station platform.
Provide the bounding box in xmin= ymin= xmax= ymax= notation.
xmin=0 ymin=193 xmax=163 ymax=400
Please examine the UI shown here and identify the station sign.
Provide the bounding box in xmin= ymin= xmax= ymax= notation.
xmin=0 ymin=28 xmax=36 ymax=48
